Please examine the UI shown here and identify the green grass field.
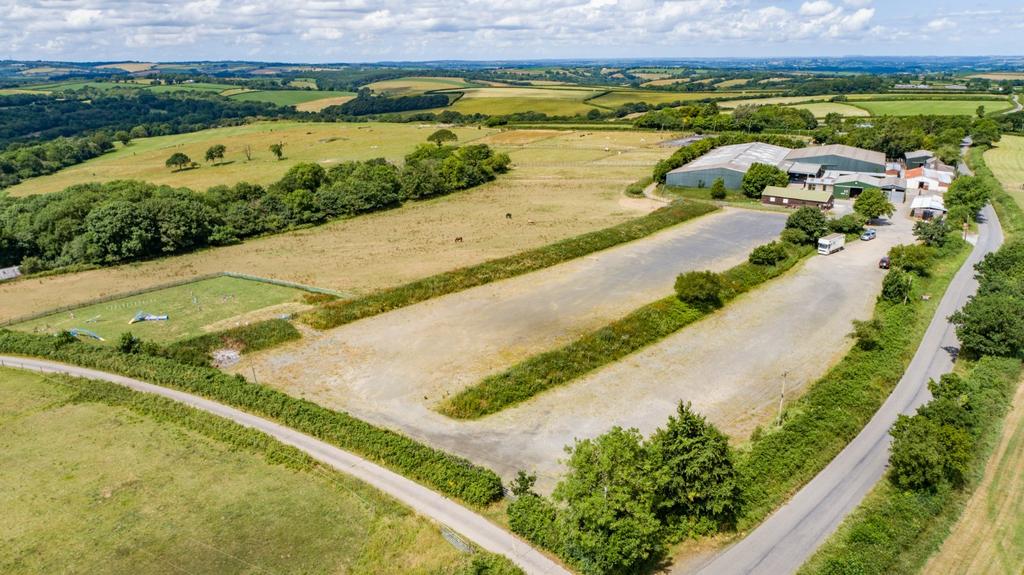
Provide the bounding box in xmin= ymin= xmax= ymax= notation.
xmin=985 ymin=135 xmax=1024 ymax=209
xmin=12 ymin=276 xmax=305 ymax=344
xmin=588 ymin=89 xmax=750 ymax=108
xmin=786 ymin=102 xmax=870 ymax=117
xmin=0 ymin=368 xmax=488 ymax=574
xmin=5 ymin=121 xmax=498 ymax=196
xmin=852 ymin=98 xmax=1012 ymax=116
xmin=367 ymin=76 xmax=477 ymax=95
xmin=443 ymin=87 xmax=605 ymax=115
xmin=229 ymin=89 xmax=355 ymax=106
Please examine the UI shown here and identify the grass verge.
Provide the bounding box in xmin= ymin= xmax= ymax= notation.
xmin=301 ymin=201 xmax=718 ymax=330
xmin=439 ymin=242 xmax=812 ymax=419
xmin=734 ymin=237 xmax=971 ymax=529
xmin=796 ymin=357 xmax=1022 ymax=575
xmin=0 ymin=330 xmax=504 ymax=507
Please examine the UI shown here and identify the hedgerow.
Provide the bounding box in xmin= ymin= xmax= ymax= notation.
xmin=440 ymin=242 xmax=812 ymax=419
xmin=0 ymin=329 xmax=503 ymax=506
xmin=158 ymin=318 xmax=301 ymax=366
xmin=302 ymin=201 xmax=718 ymax=330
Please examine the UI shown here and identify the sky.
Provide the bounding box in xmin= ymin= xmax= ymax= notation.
xmin=0 ymin=0 xmax=1021 ymax=63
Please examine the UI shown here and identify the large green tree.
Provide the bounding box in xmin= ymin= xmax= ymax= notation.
xmin=785 ymin=206 xmax=830 ymax=241
xmin=427 ymin=128 xmax=458 ymax=147
xmin=853 ymin=188 xmax=895 ymax=220
xmin=741 ymin=163 xmax=789 ymax=199
xmin=204 ymin=144 xmax=226 ymax=164
xmin=165 ymin=152 xmax=192 ymax=171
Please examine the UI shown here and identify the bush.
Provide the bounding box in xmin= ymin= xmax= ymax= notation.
xmin=951 ymin=292 xmax=1024 ymax=359
xmin=675 ymin=271 xmax=726 ymax=310
xmin=888 ymin=415 xmax=971 ymax=491
xmin=749 ymin=241 xmax=788 ymax=266
xmin=710 ymin=178 xmax=727 ymax=200
xmin=785 ymin=207 xmax=830 ymax=243
xmin=880 ymin=269 xmax=914 ymax=303
xmin=829 ymin=214 xmax=866 ymax=235
xmin=507 ymin=494 xmax=562 ymax=551
xmin=888 ymin=244 xmax=933 ymax=276
xmin=0 ymin=329 xmax=504 ymax=506
xmin=780 ymin=228 xmax=810 ymax=245
xmin=160 ymin=318 xmax=302 ymax=366
xmin=913 ymin=218 xmax=951 ymax=248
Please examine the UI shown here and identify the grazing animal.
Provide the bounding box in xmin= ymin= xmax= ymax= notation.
xmin=454 ymin=236 xmax=463 ymax=243
xmin=505 ymin=212 xmax=512 ymax=219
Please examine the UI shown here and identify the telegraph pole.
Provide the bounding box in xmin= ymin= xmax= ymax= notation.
xmin=777 ymin=371 xmax=789 ymax=426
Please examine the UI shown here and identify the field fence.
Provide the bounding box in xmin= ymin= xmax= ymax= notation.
xmin=1 ymin=271 xmax=348 ymax=327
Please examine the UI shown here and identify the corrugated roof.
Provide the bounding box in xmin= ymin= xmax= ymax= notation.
xmin=668 ymin=142 xmax=793 ymax=175
xmin=905 ymin=149 xmax=934 ymax=159
xmin=762 ymin=186 xmax=833 ymax=203
xmin=787 ymin=162 xmax=822 ymax=175
xmin=834 ymin=173 xmax=884 ymax=187
xmin=784 ymin=144 xmax=886 ymax=166
xmin=911 ymin=195 xmax=946 ymax=212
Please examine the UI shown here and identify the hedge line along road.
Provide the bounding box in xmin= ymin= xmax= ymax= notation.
xmin=695 ymin=203 xmax=1003 ymax=575
xmin=0 ymin=355 xmax=571 ymax=575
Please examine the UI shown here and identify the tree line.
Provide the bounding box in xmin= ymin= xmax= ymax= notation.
xmin=320 ymin=88 xmax=450 ymax=117
xmin=0 ymin=141 xmax=510 ymax=272
xmin=634 ymin=103 xmax=817 ymax=132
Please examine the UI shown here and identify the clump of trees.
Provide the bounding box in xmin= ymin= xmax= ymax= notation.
xmin=322 ymin=88 xmax=450 ymax=117
xmin=0 ymin=143 xmax=511 ymax=272
xmin=634 ymin=103 xmax=816 ymax=133
xmin=741 ymin=163 xmax=789 ymax=199
xmin=951 ymin=240 xmax=1024 ymax=359
xmin=507 ymin=403 xmax=741 ymax=575
xmin=783 ymin=207 xmax=830 ymax=243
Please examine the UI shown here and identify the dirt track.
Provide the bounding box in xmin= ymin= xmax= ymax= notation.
xmin=241 ymin=204 xmax=913 ymax=490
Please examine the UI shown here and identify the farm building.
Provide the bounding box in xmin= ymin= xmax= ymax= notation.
xmin=906 ymin=167 xmax=953 ymax=192
xmin=881 ymin=176 xmax=908 ymax=204
xmin=0 ymin=266 xmax=20 ymax=282
xmin=665 ymin=142 xmax=792 ymax=189
xmin=784 ymin=144 xmax=886 ymax=174
xmin=761 ymin=186 xmax=834 ymax=210
xmin=910 ymin=195 xmax=946 ymax=218
xmin=924 ymin=157 xmax=956 ymax=174
xmin=832 ymin=173 xmax=884 ymax=199
xmin=904 ymin=150 xmax=934 ymax=168
xmin=780 ymin=161 xmax=823 ymax=184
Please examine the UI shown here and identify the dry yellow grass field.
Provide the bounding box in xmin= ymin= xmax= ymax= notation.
xmin=295 ymin=95 xmax=356 ymax=112
xmin=5 ymin=121 xmax=497 ymax=196
xmin=0 ymin=129 xmax=673 ymax=320
xmin=96 ymin=62 xmax=156 ymax=72
xmin=717 ymin=94 xmax=838 ymax=108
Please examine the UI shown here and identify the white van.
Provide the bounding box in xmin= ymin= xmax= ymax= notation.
xmin=817 ymin=233 xmax=846 ymax=255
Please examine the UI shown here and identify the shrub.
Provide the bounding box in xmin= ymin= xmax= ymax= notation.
xmin=880 ymin=269 xmax=914 ymax=303
xmin=675 ymin=271 xmax=726 ymax=310
xmin=951 ymin=292 xmax=1024 ymax=359
xmin=749 ymin=241 xmax=787 ymax=266
xmin=780 ymin=228 xmax=810 ymax=245
xmin=829 ymin=214 xmax=866 ymax=235
xmin=507 ymin=494 xmax=562 ymax=551
xmin=888 ymin=244 xmax=933 ymax=276
xmin=848 ymin=318 xmax=884 ymax=350
xmin=785 ymin=207 xmax=830 ymax=243
xmin=710 ymin=178 xmax=727 ymax=200
xmin=117 ymin=332 xmax=142 ymax=354
xmin=889 ymin=415 xmax=971 ymax=491
xmin=160 ymin=318 xmax=301 ymax=366
xmin=913 ymin=218 xmax=950 ymax=248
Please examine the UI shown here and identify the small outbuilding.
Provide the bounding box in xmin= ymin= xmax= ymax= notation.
xmin=0 ymin=266 xmax=20 ymax=282
xmin=761 ymin=186 xmax=834 ymax=210
xmin=904 ymin=150 xmax=934 ymax=169
xmin=665 ymin=142 xmax=793 ymax=189
xmin=906 ymin=167 xmax=953 ymax=192
xmin=881 ymin=176 xmax=908 ymax=204
xmin=910 ymin=195 xmax=946 ymax=219
xmin=832 ymin=173 xmax=884 ymax=199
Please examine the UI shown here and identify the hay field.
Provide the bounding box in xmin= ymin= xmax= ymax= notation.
xmin=717 ymin=94 xmax=837 ymax=109
xmin=0 ymin=129 xmax=673 ymax=320
xmin=229 ymin=89 xmax=355 ymax=106
xmin=968 ymin=72 xmax=1024 ymax=80
xmin=295 ymin=95 xmax=357 ymax=112
xmin=787 ymin=102 xmax=870 ymax=117
xmin=852 ymin=98 xmax=1012 ymax=116
xmin=367 ymin=76 xmax=475 ymax=95
xmin=588 ymin=90 xmax=748 ymax=108
xmin=444 ymin=87 xmax=604 ymax=115
xmin=0 ymin=368 xmax=479 ymax=574
xmin=96 ymin=62 xmax=156 ymax=72
xmin=986 ymin=135 xmax=1024 ymax=210
xmin=6 ymin=121 xmax=496 ymax=196
xmin=11 ymin=275 xmax=305 ymax=344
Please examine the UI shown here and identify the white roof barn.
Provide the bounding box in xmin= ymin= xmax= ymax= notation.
xmin=665 ymin=142 xmax=793 ymax=189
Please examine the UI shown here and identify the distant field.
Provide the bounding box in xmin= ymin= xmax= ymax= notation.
xmin=968 ymin=72 xmax=1024 ymax=80
xmin=986 ymin=135 xmax=1024 ymax=210
xmin=717 ymin=94 xmax=838 ymax=108
xmin=444 ymin=87 xmax=604 ymax=115
xmin=715 ymin=79 xmax=750 ymax=88
xmin=96 ymin=62 xmax=156 ymax=73
xmin=11 ymin=275 xmax=305 ymax=344
xmin=589 ymin=90 xmax=749 ymax=108
xmin=295 ymin=95 xmax=357 ymax=112
xmin=786 ymin=102 xmax=870 ymax=117
xmin=367 ymin=76 xmax=476 ymax=95
xmin=0 ymin=368 xmax=482 ymax=574
xmin=229 ymin=89 xmax=355 ymax=106
xmin=6 ymin=121 xmax=496 ymax=196
xmin=0 ymin=129 xmax=673 ymax=320
xmin=852 ymin=98 xmax=1012 ymax=116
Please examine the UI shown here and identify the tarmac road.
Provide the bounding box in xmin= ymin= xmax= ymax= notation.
xmin=0 ymin=356 xmax=571 ymax=575
xmin=693 ymin=203 xmax=1003 ymax=575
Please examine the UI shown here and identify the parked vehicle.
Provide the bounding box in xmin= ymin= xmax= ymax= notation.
xmin=817 ymin=233 xmax=846 ymax=255
xmin=860 ymin=229 xmax=877 ymax=241
xmin=879 ymin=256 xmax=890 ymax=269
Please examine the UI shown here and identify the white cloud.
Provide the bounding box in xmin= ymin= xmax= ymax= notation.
xmin=799 ymin=1 xmax=835 ymax=17
xmin=926 ymin=17 xmax=954 ymax=32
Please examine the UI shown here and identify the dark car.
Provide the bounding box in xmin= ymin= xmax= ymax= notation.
xmin=879 ymin=256 xmax=890 ymax=269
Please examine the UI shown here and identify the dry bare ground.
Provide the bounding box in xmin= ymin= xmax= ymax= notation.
xmin=0 ymin=129 xmax=672 ymax=322
xmin=923 ymin=375 xmax=1024 ymax=575
xmin=237 ymin=204 xmax=914 ymax=492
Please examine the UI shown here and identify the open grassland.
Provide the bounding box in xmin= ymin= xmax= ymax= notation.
xmin=968 ymin=72 xmax=1024 ymax=80
xmin=228 ymin=89 xmax=355 ymax=106
xmin=716 ymin=94 xmax=838 ymax=108
xmin=852 ymin=98 xmax=1012 ymax=116
xmin=0 ymin=368 xmax=488 ymax=575
xmin=0 ymin=129 xmax=672 ymax=321
xmin=985 ymin=135 xmax=1024 ymax=209
xmin=6 ymin=121 xmax=496 ymax=196
xmin=786 ymin=102 xmax=870 ymax=117
xmin=443 ymin=87 xmax=605 ymax=115
xmin=367 ymin=76 xmax=477 ymax=95
xmin=588 ymin=89 xmax=749 ymax=108
xmin=96 ymin=62 xmax=156 ymax=72
xmin=10 ymin=275 xmax=305 ymax=344
xmin=923 ymin=374 xmax=1024 ymax=575
xmin=295 ymin=95 xmax=358 ymax=112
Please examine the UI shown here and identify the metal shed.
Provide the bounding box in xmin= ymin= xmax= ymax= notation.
xmin=665 ymin=142 xmax=793 ymax=189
